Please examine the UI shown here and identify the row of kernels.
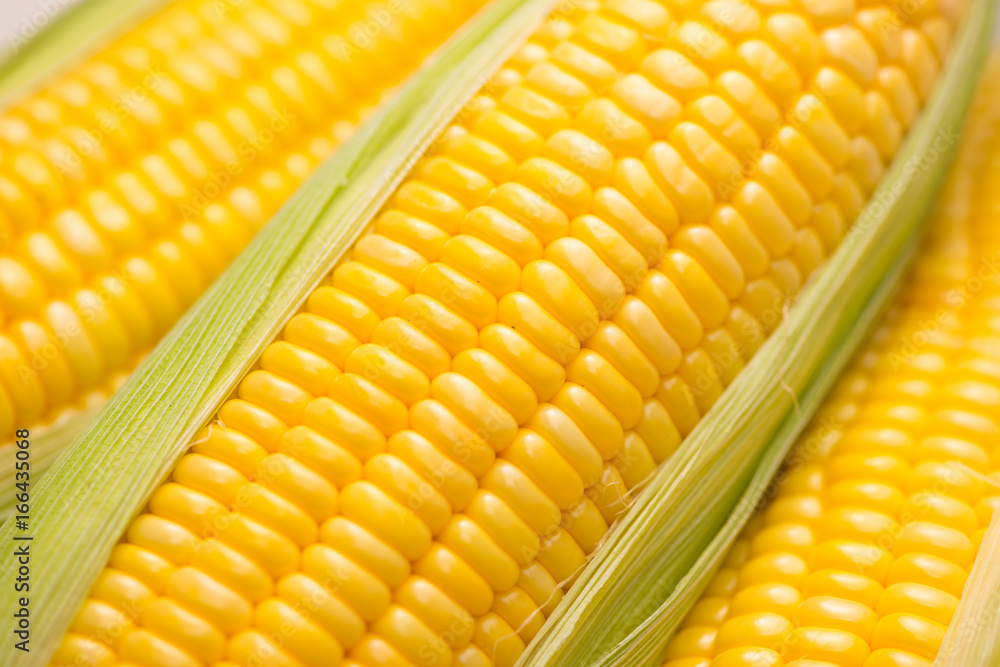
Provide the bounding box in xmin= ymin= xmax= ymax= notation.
xmin=0 ymin=121 xmax=348 ymax=437
xmin=4 ymin=0 xmax=434 ymax=284
xmin=0 ymin=129 xmax=322 ymax=318
xmin=2 ymin=0 xmax=401 ymax=153
xmin=0 ymin=9 xmax=365 ymax=285
xmin=0 ymin=0 xmax=315 ymax=221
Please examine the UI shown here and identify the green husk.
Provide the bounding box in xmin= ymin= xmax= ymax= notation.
xmin=0 ymin=0 xmax=555 ymax=661
xmin=934 ymin=509 xmax=1000 ymax=666
xmin=517 ymin=0 xmax=996 ymax=662
xmin=0 ymin=0 xmax=171 ymax=107
xmin=0 ymin=411 xmax=92 ymax=517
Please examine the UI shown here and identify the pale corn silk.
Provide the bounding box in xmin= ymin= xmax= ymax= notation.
xmin=0 ymin=0 xmax=483 ymax=441
xmin=663 ymin=59 xmax=1000 ymax=667
xmin=55 ymin=0 xmax=963 ymax=665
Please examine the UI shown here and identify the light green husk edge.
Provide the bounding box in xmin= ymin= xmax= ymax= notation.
xmin=518 ymin=0 xmax=997 ymax=663
xmin=0 ymin=412 xmax=88 ymax=517
xmin=0 ymin=0 xmax=555 ymax=662
xmin=0 ymin=0 xmax=172 ymax=108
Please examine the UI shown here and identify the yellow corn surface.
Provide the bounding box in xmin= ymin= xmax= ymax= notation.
xmin=0 ymin=0 xmax=484 ymax=441
xmin=56 ymin=0 xmax=964 ymax=665
xmin=661 ymin=59 xmax=1000 ymax=667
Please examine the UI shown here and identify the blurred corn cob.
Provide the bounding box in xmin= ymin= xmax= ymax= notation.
xmin=0 ymin=0 xmax=485 ymax=443
xmin=661 ymin=55 xmax=1000 ymax=667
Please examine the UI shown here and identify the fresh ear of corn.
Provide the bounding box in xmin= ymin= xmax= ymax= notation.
xmin=660 ymin=57 xmax=1000 ymax=667
xmin=1 ymin=0 xmax=988 ymax=665
xmin=0 ymin=0 xmax=484 ymax=459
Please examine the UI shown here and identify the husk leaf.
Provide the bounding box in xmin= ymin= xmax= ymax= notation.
xmin=0 ymin=411 xmax=91 ymax=517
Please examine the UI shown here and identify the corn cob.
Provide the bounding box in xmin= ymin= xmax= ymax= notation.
xmin=52 ymin=0 xmax=965 ymax=664
xmin=0 ymin=0 xmax=484 ymax=442
xmin=661 ymin=57 xmax=1000 ymax=667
